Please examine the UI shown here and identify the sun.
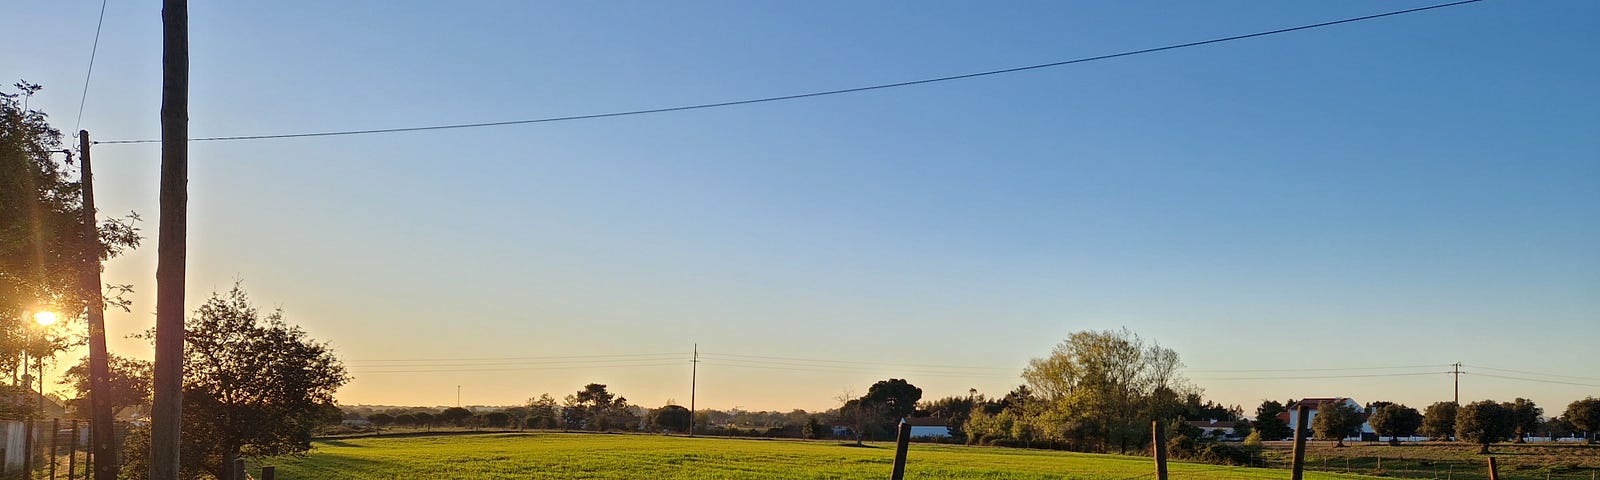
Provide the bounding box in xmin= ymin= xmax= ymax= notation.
xmin=32 ymin=311 xmax=58 ymax=326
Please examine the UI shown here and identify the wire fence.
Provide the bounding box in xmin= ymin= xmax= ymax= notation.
xmin=1 ymin=419 xmax=136 ymax=480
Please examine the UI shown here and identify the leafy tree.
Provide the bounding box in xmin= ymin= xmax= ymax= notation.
xmin=439 ymin=407 xmax=473 ymax=427
xmin=1311 ymin=402 xmax=1363 ymax=447
xmin=526 ymin=393 xmax=559 ymax=429
xmin=1421 ymin=401 xmax=1458 ymax=440
xmin=1503 ymin=398 xmax=1542 ymax=443
xmin=836 ymin=398 xmax=885 ymax=445
xmin=151 ymin=283 xmax=349 ymax=479
xmin=1 ymin=81 xmax=140 ymax=404
xmin=61 ymin=353 xmax=151 ymax=417
xmin=1456 ymin=400 xmax=1514 ymax=454
xmin=1231 ymin=418 xmax=1253 ymax=439
xmin=368 ymin=413 xmax=394 ymax=428
xmin=1021 ymin=328 xmax=1192 ymax=453
xmin=392 ymin=413 xmax=416 ymax=427
xmin=1563 ymin=397 xmax=1600 ymax=444
xmin=484 ymin=411 xmax=512 ymax=428
xmin=413 ymin=412 xmax=435 ymax=428
xmin=1368 ymin=404 xmax=1423 ymax=445
xmin=1254 ymin=400 xmax=1293 ymax=440
xmin=863 ymin=378 xmax=922 ymax=421
xmin=920 ymin=395 xmax=977 ymax=443
xmin=650 ymin=404 xmax=692 ymax=433
xmin=564 ymin=383 xmax=633 ymax=431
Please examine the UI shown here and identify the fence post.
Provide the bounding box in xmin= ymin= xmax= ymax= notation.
xmin=261 ymin=466 xmax=275 ymax=480
xmin=51 ymin=418 xmax=60 ymax=480
xmin=1152 ymin=420 xmax=1168 ymax=480
xmin=890 ymin=418 xmax=910 ymax=480
xmin=1291 ymin=404 xmax=1311 ymax=480
xmin=68 ymin=420 xmax=79 ymax=480
xmin=234 ymin=458 xmax=246 ymax=480
xmin=1486 ymin=457 xmax=1500 ymax=480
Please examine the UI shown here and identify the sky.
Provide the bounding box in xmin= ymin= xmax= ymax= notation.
xmin=4 ymin=1 xmax=1597 ymax=414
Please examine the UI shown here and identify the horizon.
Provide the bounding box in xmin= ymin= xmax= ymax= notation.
xmin=6 ymin=0 xmax=1597 ymax=415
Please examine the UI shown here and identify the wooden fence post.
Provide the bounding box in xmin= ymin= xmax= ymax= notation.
xmin=69 ymin=420 xmax=80 ymax=480
xmin=233 ymin=458 xmax=246 ymax=480
xmin=261 ymin=466 xmax=275 ymax=480
xmin=1486 ymin=457 xmax=1500 ymax=480
xmin=51 ymin=417 xmax=60 ymax=480
xmin=1291 ymin=404 xmax=1311 ymax=480
xmin=890 ymin=419 xmax=910 ymax=480
xmin=1152 ymin=420 xmax=1168 ymax=480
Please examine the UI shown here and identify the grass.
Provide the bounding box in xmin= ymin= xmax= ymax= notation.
xmin=251 ymin=432 xmax=1390 ymax=479
xmin=1260 ymin=441 xmax=1600 ymax=480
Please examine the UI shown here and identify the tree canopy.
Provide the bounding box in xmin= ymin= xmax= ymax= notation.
xmin=1368 ymin=403 xmax=1423 ymax=445
xmin=1456 ymin=400 xmax=1514 ymax=454
xmin=134 ymin=283 xmax=349 ymax=479
xmin=1421 ymin=401 xmax=1458 ymax=441
xmin=1021 ymin=328 xmax=1192 ymax=453
xmin=1563 ymin=397 xmax=1600 ymax=444
xmin=1311 ymin=402 xmax=1364 ymax=447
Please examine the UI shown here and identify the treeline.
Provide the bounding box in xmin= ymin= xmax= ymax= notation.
xmin=1247 ymin=396 xmax=1600 ymax=453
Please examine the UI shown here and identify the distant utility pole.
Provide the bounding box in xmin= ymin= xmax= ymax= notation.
xmin=1451 ymin=362 xmax=1463 ymax=405
xmin=689 ymin=344 xmax=698 ymax=437
xmin=150 ymin=1 xmax=190 ymax=479
xmin=78 ymin=130 xmax=117 ymax=480
xmin=457 ymin=385 xmax=461 ymax=408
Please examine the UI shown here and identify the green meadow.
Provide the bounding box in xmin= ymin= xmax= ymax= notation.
xmin=254 ymin=433 xmax=1385 ymax=479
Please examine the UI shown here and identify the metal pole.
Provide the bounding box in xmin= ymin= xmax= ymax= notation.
xmin=1152 ymin=420 xmax=1168 ymax=480
xmin=151 ymin=1 xmax=190 ymax=479
xmin=1291 ymin=404 xmax=1311 ymax=480
xmin=891 ymin=418 xmax=911 ymax=480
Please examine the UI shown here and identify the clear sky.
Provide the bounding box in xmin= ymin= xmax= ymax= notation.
xmin=5 ymin=1 xmax=1597 ymax=414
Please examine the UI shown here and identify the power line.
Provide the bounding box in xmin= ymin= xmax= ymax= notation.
xmin=1465 ymin=364 xmax=1600 ymax=382
xmin=1192 ymin=371 xmax=1449 ymax=381
xmin=94 ymin=0 xmax=1487 ymax=145
xmin=347 ymin=352 xmax=685 ymax=363
xmin=352 ymin=361 xmax=684 ymax=374
xmin=1471 ymin=372 xmax=1600 ymax=388
xmin=74 ymin=0 xmax=110 ymax=135
xmin=1186 ymin=364 xmax=1452 ymax=373
xmin=699 ymin=352 xmax=1015 ymax=371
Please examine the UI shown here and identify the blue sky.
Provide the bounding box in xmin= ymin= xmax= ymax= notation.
xmin=6 ymin=0 xmax=1597 ymax=412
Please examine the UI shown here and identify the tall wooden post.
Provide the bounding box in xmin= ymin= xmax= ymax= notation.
xmin=1291 ymin=404 xmax=1311 ymax=480
xmin=1486 ymin=457 xmax=1500 ymax=480
xmin=1152 ymin=420 xmax=1169 ymax=480
xmin=233 ymin=458 xmax=246 ymax=480
xmin=151 ymin=1 xmax=190 ymax=479
xmin=891 ymin=418 xmax=910 ymax=480
xmin=50 ymin=417 xmax=60 ymax=479
xmin=261 ymin=466 xmax=275 ymax=480
xmin=68 ymin=420 xmax=79 ymax=480
xmin=78 ymin=130 xmax=118 ymax=480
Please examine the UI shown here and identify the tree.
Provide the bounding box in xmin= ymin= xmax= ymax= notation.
xmin=837 ymin=398 xmax=885 ymax=445
xmin=862 ymin=378 xmax=922 ymax=420
xmin=392 ymin=413 xmax=416 ymax=427
xmin=1311 ymin=402 xmax=1363 ymax=447
xmin=413 ymin=412 xmax=435 ymax=428
xmin=1021 ymin=328 xmax=1192 ymax=453
xmin=1254 ymin=400 xmax=1293 ymax=440
xmin=368 ymin=413 xmax=394 ymax=428
xmin=2 ymin=82 xmax=140 ymax=418
xmin=439 ymin=407 xmax=473 ymax=427
xmin=650 ymin=404 xmax=692 ymax=433
xmin=564 ymin=384 xmax=633 ymax=431
xmin=484 ymin=411 xmax=512 ymax=428
xmin=1421 ymin=401 xmax=1458 ymax=440
xmin=1562 ymin=397 xmax=1600 ymax=444
xmin=921 ymin=395 xmax=977 ymax=443
xmin=154 ymin=283 xmax=349 ymax=479
xmin=1504 ymin=398 xmax=1542 ymax=443
xmin=61 ymin=354 xmax=151 ymax=417
xmin=1368 ymin=404 xmax=1423 ymax=445
xmin=526 ymin=393 xmax=559 ymax=429
xmin=1456 ymin=400 xmax=1514 ymax=454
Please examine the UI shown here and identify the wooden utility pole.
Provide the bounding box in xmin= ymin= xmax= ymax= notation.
xmin=1152 ymin=420 xmax=1169 ymax=480
xmin=79 ymin=130 xmax=117 ymax=480
xmin=1291 ymin=404 xmax=1312 ymax=480
xmin=689 ymin=344 xmax=698 ymax=437
xmin=151 ymin=1 xmax=189 ymax=479
xmin=1451 ymin=362 xmax=1462 ymax=406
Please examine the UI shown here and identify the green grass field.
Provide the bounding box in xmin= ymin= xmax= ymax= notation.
xmin=253 ymin=433 xmax=1388 ymax=479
